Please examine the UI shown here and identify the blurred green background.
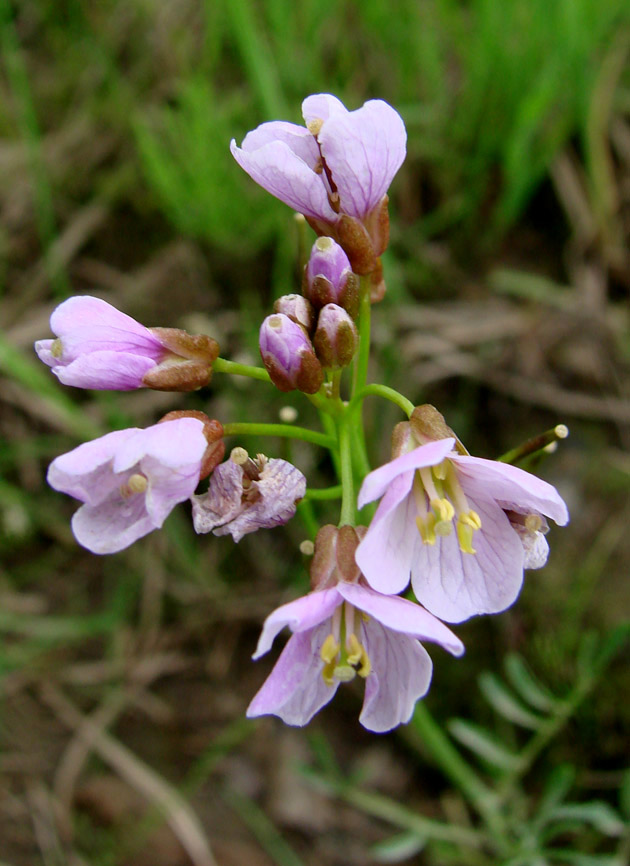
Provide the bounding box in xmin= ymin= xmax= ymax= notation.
xmin=1 ymin=1 xmax=629 ymax=864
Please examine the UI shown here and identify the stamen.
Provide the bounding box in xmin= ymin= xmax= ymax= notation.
xmin=51 ymin=338 xmax=63 ymax=359
xmin=430 ymin=498 xmax=455 ymax=523
xmin=119 ymin=473 xmax=148 ymax=498
xmin=456 ymin=518 xmax=476 ymax=554
xmin=320 ymin=634 xmax=340 ymax=665
xmin=346 ymin=632 xmax=363 ymax=666
xmin=432 ymin=461 xmax=448 ymax=481
xmin=525 ymin=513 xmax=543 ymax=533
xmin=416 ymin=513 xmax=436 ymax=545
xmin=307 ymin=118 xmax=324 ymax=136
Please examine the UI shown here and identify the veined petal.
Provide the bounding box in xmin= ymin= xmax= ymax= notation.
xmin=237 ymin=120 xmax=320 ymax=168
xmin=452 ymin=455 xmax=569 ymax=526
xmin=247 ymin=625 xmax=338 ymax=726
xmin=319 ymin=100 xmax=407 ymax=218
xmin=49 ymin=296 xmax=152 ymax=339
xmin=71 ymin=493 xmax=154 ymax=555
xmin=53 ymin=352 xmax=157 ymax=390
xmin=339 ymin=583 xmax=464 ymax=657
xmin=301 ymin=93 xmax=347 ymax=125
xmin=355 ymin=476 xmax=418 ymax=594
xmin=252 ymin=588 xmax=341 ymax=659
xmin=411 ymin=496 xmax=524 ymax=623
xmin=359 ymin=620 xmax=433 ymax=733
xmin=112 ymin=418 xmax=206 ymax=473
xmin=230 ymin=139 xmax=337 ymax=222
xmin=358 ymin=438 xmax=455 ymax=507
xmin=47 ymin=429 xmax=139 ymax=503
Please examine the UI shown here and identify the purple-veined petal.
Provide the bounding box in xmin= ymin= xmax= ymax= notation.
xmin=47 ymin=325 xmax=164 ymax=365
xmin=357 ymin=438 xmax=455 ymax=508
xmin=143 ymin=459 xmax=203 ymax=526
xmin=359 ymin=619 xmax=433 ymax=733
xmin=252 ymin=588 xmax=341 ymax=658
xmin=355 ymin=475 xmax=418 ymax=594
xmin=71 ymin=491 xmax=154 ymax=554
xmin=452 ymin=455 xmax=569 ymax=526
xmin=410 ymin=496 xmax=524 ymax=623
xmin=230 ymin=139 xmax=337 ymax=222
xmin=237 ymin=120 xmax=320 ymax=167
xmin=319 ymin=100 xmax=407 ymax=218
xmin=247 ymin=624 xmax=339 ymax=726
xmin=339 ymin=583 xmax=464 ymax=657
xmin=301 ymin=93 xmax=347 ymax=126
xmin=112 ymin=418 xmax=206 ymax=473
xmin=52 ymin=352 xmax=157 ymax=390
xmin=47 ymin=429 xmax=139 ymax=504
xmin=49 ymin=296 xmax=153 ymax=339
xmin=191 ymin=460 xmax=246 ymax=534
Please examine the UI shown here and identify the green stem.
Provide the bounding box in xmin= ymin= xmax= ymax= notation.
xmin=351 ymin=275 xmax=372 ymax=398
xmin=337 ymin=417 xmax=355 ymax=526
xmin=498 ymin=425 xmax=569 ymax=464
xmin=304 ymin=485 xmax=342 ymax=501
xmin=348 ymin=384 xmax=414 ymax=418
xmin=222 ymin=422 xmax=335 ymax=449
xmin=213 ymin=357 xmax=271 ymax=382
xmin=412 ymin=703 xmax=509 ymax=849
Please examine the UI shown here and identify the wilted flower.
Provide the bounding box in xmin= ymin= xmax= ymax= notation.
xmin=247 ymin=525 xmax=463 ymax=732
xmin=231 ymin=94 xmax=406 ymax=274
xmin=259 ymin=313 xmax=324 ymax=394
xmin=356 ymin=406 xmax=569 ymax=623
xmin=35 ymin=296 xmax=219 ymax=392
xmin=192 ymin=449 xmax=306 ymax=542
xmin=48 ymin=417 xmax=214 ymax=554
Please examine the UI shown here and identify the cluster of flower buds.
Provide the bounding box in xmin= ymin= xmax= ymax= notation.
xmin=259 ymin=236 xmax=360 ymax=392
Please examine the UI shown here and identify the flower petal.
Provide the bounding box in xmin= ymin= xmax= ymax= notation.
xmin=338 ymin=583 xmax=464 ymax=656
xmin=318 ymin=100 xmax=407 ymax=218
xmin=358 ymin=438 xmax=455 ymax=508
xmin=49 ymin=296 xmax=153 ymax=339
xmin=452 ymin=455 xmax=569 ymax=526
xmin=237 ymin=120 xmax=320 ymax=167
xmin=47 ymin=429 xmax=139 ymax=504
xmin=301 ymin=93 xmax=347 ymax=126
xmin=112 ymin=418 xmax=206 ymax=473
xmin=191 ymin=461 xmax=245 ymax=534
xmin=410 ymin=496 xmax=524 ymax=623
xmin=252 ymin=588 xmax=341 ymax=658
xmin=355 ymin=474 xmax=418 ymax=594
xmin=247 ymin=624 xmax=339 ymax=726
xmin=71 ymin=492 xmax=154 ymax=554
xmin=230 ymin=138 xmax=337 ymax=222
xmin=359 ymin=619 xmax=433 ymax=733
xmin=52 ymin=352 xmax=157 ymax=390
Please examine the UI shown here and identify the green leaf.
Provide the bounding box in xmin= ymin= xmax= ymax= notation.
xmin=447 ymin=719 xmax=522 ymax=771
xmin=479 ymin=671 xmax=544 ymax=729
xmin=543 ymin=850 xmax=623 ymax=866
xmin=537 ymin=765 xmax=577 ymax=819
xmin=547 ymin=802 xmax=625 ymax=837
xmin=504 ymin=653 xmax=558 ymax=713
xmin=370 ymin=831 xmax=426 ymax=863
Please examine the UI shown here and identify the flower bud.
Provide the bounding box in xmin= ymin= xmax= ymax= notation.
xmin=158 ymin=410 xmax=225 ymax=479
xmin=313 ymin=304 xmax=359 ymax=369
xmin=303 ymin=237 xmax=359 ymax=318
xmin=273 ymin=294 xmax=315 ymax=333
xmin=259 ymin=314 xmax=324 ymax=394
xmin=310 ymin=524 xmax=367 ymax=591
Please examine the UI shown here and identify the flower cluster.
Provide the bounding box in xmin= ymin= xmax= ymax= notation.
xmin=36 ymin=93 xmax=569 ymax=733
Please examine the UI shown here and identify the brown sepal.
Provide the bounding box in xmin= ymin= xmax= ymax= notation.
xmin=363 ymin=195 xmax=390 ymax=259
xmin=158 ymin=411 xmax=225 ymax=480
xmin=142 ymin=360 xmax=212 ymax=392
xmin=310 ymin=524 xmax=364 ymax=590
xmin=334 ymin=215 xmax=377 ymax=275
xmin=409 ymin=404 xmax=469 ymax=454
xmin=149 ymin=328 xmax=219 ymax=362
xmin=295 ymin=351 xmax=324 ymax=395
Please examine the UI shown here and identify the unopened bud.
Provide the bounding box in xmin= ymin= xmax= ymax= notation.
xmin=158 ymin=410 xmax=225 ymax=479
xmin=313 ymin=304 xmax=359 ymax=369
xmin=259 ymin=314 xmax=324 ymax=394
xmin=273 ymin=294 xmax=315 ymax=333
xmin=310 ymin=524 xmax=366 ymax=590
xmin=303 ymin=237 xmax=359 ymax=318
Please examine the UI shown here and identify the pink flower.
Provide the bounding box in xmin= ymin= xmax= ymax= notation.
xmin=231 ymin=94 xmax=406 ymax=274
xmin=35 ymin=296 xmax=218 ymax=391
xmin=356 ymin=432 xmax=569 ymax=623
xmin=246 ymin=581 xmax=463 ymax=732
xmin=48 ymin=418 xmax=209 ymax=554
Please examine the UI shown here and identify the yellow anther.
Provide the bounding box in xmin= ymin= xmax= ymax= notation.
xmin=333 ymin=664 xmax=356 ymax=682
xmin=357 ymin=648 xmax=371 ymax=678
xmin=431 ymin=498 xmax=455 ymax=523
xmin=525 ymin=513 xmax=542 ymax=533
xmin=51 ymin=338 xmax=63 ymax=359
xmin=432 ymin=461 xmax=448 ymax=481
xmin=320 ymin=634 xmax=340 ymax=665
xmin=416 ymin=514 xmax=437 ymax=545
xmin=456 ymin=518 xmax=477 ymax=555
xmin=460 ymin=510 xmax=482 ymax=530
xmin=120 ymin=473 xmax=148 ymax=498
xmin=307 ymin=118 xmax=324 ymax=136
xmin=346 ymin=633 xmax=363 ymax=666
xmin=322 ymin=660 xmax=336 ymax=686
